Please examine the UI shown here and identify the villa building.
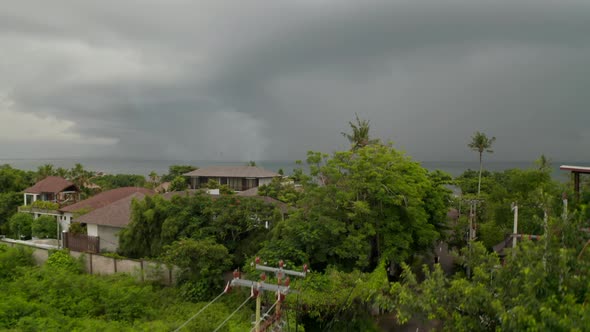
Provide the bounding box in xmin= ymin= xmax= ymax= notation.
xmin=183 ymin=165 xmax=280 ymax=192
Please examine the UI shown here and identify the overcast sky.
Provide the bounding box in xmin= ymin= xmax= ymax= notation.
xmin=1 ymin=0 xmax=589 ymax=163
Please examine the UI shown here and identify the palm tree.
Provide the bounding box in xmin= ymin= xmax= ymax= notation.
xmin=468 ymin=131 xmax=496 ymax=196
xmin=341 ymin=113 xmax=379 ymax=150
xmin=36 ymin=164 xmax=55 ymax=181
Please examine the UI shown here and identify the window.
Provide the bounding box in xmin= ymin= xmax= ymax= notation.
xmin=227 ymin=178 xmax=242 ymax=191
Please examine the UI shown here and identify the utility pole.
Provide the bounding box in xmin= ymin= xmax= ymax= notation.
xmin=227 ymin=258 xmax=308 ymax=332
xmin=511 ymin=202 xmax=518 ymax=250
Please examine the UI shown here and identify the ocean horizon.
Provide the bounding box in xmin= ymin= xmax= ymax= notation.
xmin=0 ymin=158 xmax=578 ymax=181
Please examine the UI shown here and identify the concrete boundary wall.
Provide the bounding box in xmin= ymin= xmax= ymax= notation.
xmin=0 ymin=239 xmax=177 ymax=285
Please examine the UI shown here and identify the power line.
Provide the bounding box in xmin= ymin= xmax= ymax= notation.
xmin=212 ymin=295 xmax=253 ymax=332
xmin=173 ymin=290 xmax=226 ymax=332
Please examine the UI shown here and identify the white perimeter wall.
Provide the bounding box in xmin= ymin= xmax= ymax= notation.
xmin=97 ymin=225 xmax=121 ymax=253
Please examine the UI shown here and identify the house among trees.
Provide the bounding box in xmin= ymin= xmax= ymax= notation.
xmin=183 ymin=165 xmax=280 ymax=192
xmin=22 ymin=176 xmax=80 ymax=207
xmin=19 ymin=176 xmax=81 ymax=233
xmin=61 ymin=187 xmax=154 ymax=253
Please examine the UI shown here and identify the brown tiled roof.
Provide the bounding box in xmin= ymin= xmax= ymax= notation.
xmin=237 ymin=187 xmax=259 ymax=196
xmin=61 ymin=187 xmax=154 ymax=213
xmin=24 ymin=176 xmax=78 ymax=194
xmin=183 ymin=166 xmax=280 ymax=178
xmin=75 ymin=193 xmax=146 ymax=228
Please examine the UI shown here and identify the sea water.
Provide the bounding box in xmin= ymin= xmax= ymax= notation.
xmin=0 ymin=158 xmax=575 ymax=181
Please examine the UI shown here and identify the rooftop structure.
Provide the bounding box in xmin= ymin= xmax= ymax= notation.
xmin=560 ymin=165 xmax=590 ymax=201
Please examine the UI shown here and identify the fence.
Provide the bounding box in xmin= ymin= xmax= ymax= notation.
xmin=0 ymin=238 xmax=178 ymax=285
xmin=63 ymin=232 xmax=100 ymax=253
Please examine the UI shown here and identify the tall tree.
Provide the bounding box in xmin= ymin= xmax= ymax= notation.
xmin=341 ymin=113 xmax=379 ymax=150
xmin=468 ymin=131 xmax=496 ymax=196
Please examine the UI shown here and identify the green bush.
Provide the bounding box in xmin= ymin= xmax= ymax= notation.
xmin=0 ymin=244 xmax=34 ymax=280
xmin=46 ymin=250 xmax=84 ymax=274
xmin=68 ymin=222 xmax=87 ymax=235
xmin=31 ymin=201 xmax=60 ymax=211
xmin=9 ymin=213 xmax=33 ymax=240
xmin=31 ymin=215 xmax=58 ymax=239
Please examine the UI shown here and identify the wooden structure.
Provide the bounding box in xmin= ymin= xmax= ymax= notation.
xmin=560 ymin=165 xmax=590 ymax=201
xmin=63 ymin=232 xmax=100 ymax=253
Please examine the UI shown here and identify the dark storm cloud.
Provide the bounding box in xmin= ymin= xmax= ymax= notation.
xmin=1 ymin=0 xmax=590 ymax=162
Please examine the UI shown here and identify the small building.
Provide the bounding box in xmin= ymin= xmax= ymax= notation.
xmin=184 ymin=166 xmax=280 ymax=192
xmin=61 ymin=187 xmax=154 ymax=253
xmin=74 ymin=192 xmax=149 ymax=252
xmin=19 ymin=177 xmax=81 ymax=234
xmin=23 ymin=176 xmax=80 ymax=207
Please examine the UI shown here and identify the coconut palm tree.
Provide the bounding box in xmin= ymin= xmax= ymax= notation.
xmin=468 ymin=131 xmax=496 ymax=196
xmin=341 ymin=113 xmax=379 ymax=150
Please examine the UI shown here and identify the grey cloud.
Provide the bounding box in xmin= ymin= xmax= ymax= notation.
xmin=1 ymin=0 xmax=590 ymax=162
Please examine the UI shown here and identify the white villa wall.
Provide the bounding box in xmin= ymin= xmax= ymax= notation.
xmin=87 ymin=224 xmax=99 ymax=237
xmin=259 ymin=178 xmax=273 ymax=186
xmin=97 ymin=225 xmax=121 ymax=252
xmin=60 ymin=213 xmax=73 ymax=231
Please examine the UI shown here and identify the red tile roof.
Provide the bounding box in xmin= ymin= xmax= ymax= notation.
xmin=75 ymin=193 xmax=147 ymax=228
xmin=24 ymin=176 xmax=78 ymax=194
xmin=61 ymin=187 xmax=154 ymax=213
xmin=183 ymin=166 xmax=280 ymax=178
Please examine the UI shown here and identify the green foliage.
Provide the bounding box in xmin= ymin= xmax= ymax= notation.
xmin=462 ymin=164 xmax=560 ymax=249
xmin=341 ymin=113 xmax=380 ymax=150
xmin=0 ymin=192 xmax=23 ymax=233
xmin=31 ymin=200 xmax=60 ymax=210
xmin=390 ymin=222 xmax=590 ymax=332
xmin=0 ymin=247 xmax=253 ymax=331
xmin=468 ymin=131 xmax=496 ymax=196
xmin=9 ymin=213 xmax=34 ymax=240
xmin=0 ymin=244 xmax=34 ymax=280
xmin=0 ymin=164 xmax=34 ymax=193
xmin=118 ymin=195 xmax=171 ymax=258
xmin=92 ymin=174 xmax=146 ymax=190
xmin=46 ymin=249 xmax=84 ymax=274
xmin=31 ymin=215 xmax=58 ymax=239
xmin=261 ymin=144 xmax=448 ymax=271
xmin=219 ymin=185 xmax=234 ymax=195
xmin=161 ymin=164 xmax=197 ymax=182
xmin=205 ymin=178 xmax=220 ymax=189
xmin=67 ymin=222 xmax=87 ymax=235
xmin=161 ymin=238 xmax=231 ymax=300
xmin=170 ymin=175 xmax=188 ymax=191
xmin=288 ymin=263 xmax=389 ymax=330
xmin=258 ymin=177 xmax=301 ymax=205
xmin=119 ymin=193 xmax=279 ymax=268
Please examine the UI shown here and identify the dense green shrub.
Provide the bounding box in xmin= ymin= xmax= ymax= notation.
xmin=67 ymin=222 xmax=87 ymax=235
xmin=32 ymin=215 xmax=58 ymax=239
xmin=46 ymin=250 xmax=84 ymax=274
xmin=0 ymin=244 xmax=34 ymax=280
xmin=0 ymin=250 xmax=253 ymax=331
xmin=8 ymin=213 xmax=33 ymax=240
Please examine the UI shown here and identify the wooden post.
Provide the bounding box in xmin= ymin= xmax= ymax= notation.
xmin=574 ymin=172 xmax=580 ymax=202
xmin=114 ymin=258 xmax=117 ymax=273
xmin=255 ymin=292 xmax=261 ymax=332
xmin=140 ymin=260 xmax=144 ymax=282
